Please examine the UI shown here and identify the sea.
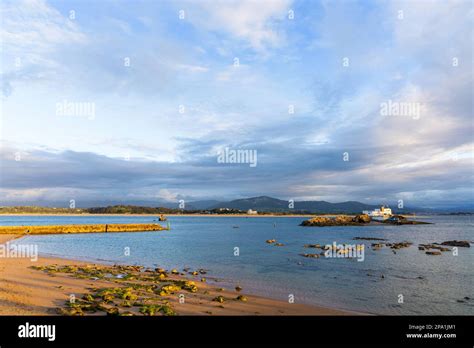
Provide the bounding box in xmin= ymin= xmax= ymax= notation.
xmin=2 ymin=214 xmax=473 ymax=315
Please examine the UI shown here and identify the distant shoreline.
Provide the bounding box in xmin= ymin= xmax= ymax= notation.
xmin=0 ymin=213 xmax=430 ymax=218
xmin=0 ymin=213 xmax=316 ymax=217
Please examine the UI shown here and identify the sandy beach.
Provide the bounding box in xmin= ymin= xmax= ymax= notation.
xmin=0 ymin=234 xmax=353 ymax=316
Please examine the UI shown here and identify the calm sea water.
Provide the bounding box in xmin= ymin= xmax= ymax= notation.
xmin=3 ymin=215 xmax=473 ymax=315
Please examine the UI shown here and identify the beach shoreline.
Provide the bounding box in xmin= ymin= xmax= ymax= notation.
xmin=0 ymin=234 xmax=358 ymax=316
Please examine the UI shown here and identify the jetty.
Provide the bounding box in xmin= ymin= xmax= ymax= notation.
xmin=0 ymin=223 xmax=168 ymax=235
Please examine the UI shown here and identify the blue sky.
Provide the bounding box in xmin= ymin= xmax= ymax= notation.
xmin=0 ymin=0 xmax=473 ymax=208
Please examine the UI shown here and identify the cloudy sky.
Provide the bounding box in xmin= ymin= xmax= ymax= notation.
xmin=0 ymin=0 xmax=473 ymax=208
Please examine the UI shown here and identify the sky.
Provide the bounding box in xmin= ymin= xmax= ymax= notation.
xmin=0 ymin=0 xmax=473 ymax=209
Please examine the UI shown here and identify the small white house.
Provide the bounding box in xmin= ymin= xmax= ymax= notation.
xmin=247 ymin=209 xmax=258 ymax=215
xmin=362 ymin=205 xmax=393 ymax=221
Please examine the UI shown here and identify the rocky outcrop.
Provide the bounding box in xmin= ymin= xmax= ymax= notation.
xmin=353 ymin=214 xmax=371 ymax=223
xmin=419 ymin=244 xmax=451 ymax=252
xmin=300 ymin=217 xmax=333 ymax=226
xmin=304 ymin=244 xmax=322 ymax=248
xmin=386 ymin=241 xmax=412 ymax=249
xmin=440 ymin=240 xmax=470 ymax=248
xmin=382 ymin=215 xmax=431 ymax=225
xmin=426 ymin=251 xmax=442 ymax=255
xmin=334 ymin=215 xmax=354 ymax=224
xmin=371 ymin=241 xmax=412 ymax=250
xmin=299 ymin=213 xmax=430 ymax=226
xmin=300 ymin=253 xmax=320 ymax=258
xmin=300 ymin=214 xmax=371 ymax=227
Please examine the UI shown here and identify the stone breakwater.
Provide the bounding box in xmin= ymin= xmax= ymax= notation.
xmin=0 ymin=223 xmax=168 ymax=235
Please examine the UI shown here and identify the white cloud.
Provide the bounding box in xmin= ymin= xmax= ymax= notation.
xmin=0 ymin=0 xmax=87 ymax=96
xmin=1 ymin=0 xmax=86 ymax=53
xmin=157 ymin=189 xmax=179 ymax=202
xmin=187 ymin=0 xmax=292 ymax=51
xmin=174 ymin=63 xmax=209 ymax=73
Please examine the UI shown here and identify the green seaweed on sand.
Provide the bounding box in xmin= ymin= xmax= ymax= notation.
xmin=158 ymin=284 xmax=181 ymax=296
xmin=139 ymin=304 xmax=176 ymax=316
xmin=236 ymin=295 xmax=248 ymax=302
xmin=212 ymin=295 xmax=225 ymax=303
xmin=176 ymin=280 xmax=198 ymax=293
xmin=30 ymin=263 xmax=208 ymax=316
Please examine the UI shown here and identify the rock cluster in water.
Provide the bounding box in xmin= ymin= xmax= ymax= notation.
xmin=265 ymin=239 xmax=284 ymax=246
xmin=440 ymin=240 xmax=470 ymax=247
xmin=300 ymin=214 xmax=430 ymax=227
xmin=300 ymin=214 xmax=371 ymax=226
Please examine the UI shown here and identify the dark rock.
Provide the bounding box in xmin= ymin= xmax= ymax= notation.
xmin=389 ymin=241 xmax=412 ymax=249
xmin=419 ymin=243 xmax=451 ymax=251
xmin=440 ymin=240 xmax=470 ymax=248
xmin=304 ymin=244 xmax=321 ymax=248
xmin=383 ymin=215 xmax=431 ymax=225
xmin=300 ymin=253 xmax=320 ymax=258
xmin=426 ymin=251 xmax=442 ymax=255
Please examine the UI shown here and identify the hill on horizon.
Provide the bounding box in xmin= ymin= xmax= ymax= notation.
xmin=207 ymin=196 xmax=384 ymax=214
xmin=0 ymin=196 xmax=457 ymax=214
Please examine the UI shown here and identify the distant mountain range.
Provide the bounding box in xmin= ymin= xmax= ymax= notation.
xmin=185 ymin=196 xmax=412 ymax=214
xmin=3 ymin=196 xmax=470 ymax=214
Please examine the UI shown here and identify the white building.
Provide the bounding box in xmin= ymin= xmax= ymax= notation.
xmin=247 ymin=209 xmax=258 ymax=215
xmin=362 ymin=206 xmax=392 ymax=221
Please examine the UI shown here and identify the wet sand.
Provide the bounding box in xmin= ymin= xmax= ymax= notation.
xmin=0 ymin=234 xmax=355 ymax=316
